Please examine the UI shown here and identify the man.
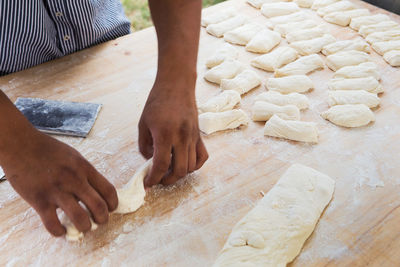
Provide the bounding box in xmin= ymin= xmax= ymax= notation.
xmin=0 ymin=0 xmax=208 ymax=237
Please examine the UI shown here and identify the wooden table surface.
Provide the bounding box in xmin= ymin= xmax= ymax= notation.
xmin=1 ymin=0 xmax=400 ymax=266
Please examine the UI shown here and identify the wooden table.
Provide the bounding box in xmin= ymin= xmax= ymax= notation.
xmin=0 ymin=0 xmax=400 ymax=266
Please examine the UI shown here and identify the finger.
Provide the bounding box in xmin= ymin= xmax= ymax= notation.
xmin=38 ymin=205 xmax=66 ymax=237
xmin=138 ymin=121 xmax=154 ymax=159
xmin=86 ymin=167 xmax=118 ymax=212
xmin=144 ymin=137 xmax=172 ymax=187
xmin=56 ymin=194 xmax=91 ymax=233
xmin=162 ymin=144 xmax=189 ymax=186
xmin=77 ymin=183 xmax=109 ymax=224
xmin=188 ymin=142 xmax=197 ymax=173
xmin=195 ymin=138 xmax=209 ymax=170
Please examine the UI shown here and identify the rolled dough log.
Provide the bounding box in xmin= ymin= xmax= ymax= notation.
xmin=266 ymin=75 xmax=314 ymax=94
xmin=366 ymin=30 xmax=400 ymax=44
xmin=201 ymin=8 xmax=236 ymax=27
xmin=274 ymin=20 xmax=317 ymax=37
xmin=264 ymin=115 xmax=318 ymax=143
xmin=328 ymin=77 xmax=384 ymax=94
xmin=275 ymin=54 xmax=324 ymax=77
xmin=205 ymin=43 xmax=239 ymax=69
xmin=321 ymin=40 xmax=370 ymax=56
xmin=317 ymin=1 xmax=356 ymax=17
xmin=328 ymin=90 xmax=380 ymax=108
xmin=198 ymin=90 xmax=241 ymax=113
xmin=204 ymin=59 xmax=243 ymax=84
xmin=285 ymin=26 xmax=325 ymax=43
xmin=247 ymin=0 xmax=290 ymax=9
xmin=359 ymin=21 xmax=400 ymax=38
xmin=372 ymin=40 xmax=400 ymax=55
xmin=323 ymin=9 xmax=370 ymax=27
xmin=246 ymin=29 xmax=281 ymax=53
xmin=255 ymin=91 xmax=310 ymax=110
xmin=252 ymin=101 xmax=300 ymax=121
xmin=294 ymin=0 xmax=314 ymax=8
xmin=333 ymin=62 xmax=380 ymax=81
xmin=199 ymin=109 xmax=249 ymax=134
xmin=290 ymin=34 xmax=336 ymax=55
xmin=213 ymin=163 xmax=335 ymax=267
xmin=206 ymin=15 xmax=247 ymax=38
xmin=349 ymin=14 xmax=391 ymax=31
xmin=261 ymin=2 xmax=300 ymax=18
xmin=325 ymin=50 xmax=370 ymax=71
xmin=311 ymin=0 xmax=339 ymax=10
xmin=224 ymin=23 xmax=263 ymax=45
xmin=251 ymin=46 xmax=298 ymax=72
xmin=321 ymin=104 xmax=375 ymax=127
xmin=383 ymin=50 xmax=400 ymax=67
xmin=220 ymin=69 xmax=261 ymax=95
xmin=269 ymin=12 xmax=308 ymax=25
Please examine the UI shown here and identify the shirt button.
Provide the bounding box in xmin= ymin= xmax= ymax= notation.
xmin=64 ymin=35 xmax=71 ymax=41
xmin=55 ymin=12 xmax=63 ymax=17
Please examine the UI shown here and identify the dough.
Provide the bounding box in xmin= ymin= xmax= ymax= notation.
xmin=274 ymin=20 xmax=318 ymax=37
xmin=63 ymin=216 xmax=98 ymax=242
xmin=251 ymin=46 xmax=298 ymax=72
xmin=325 ymin=50 xmax=370 ymax=71
xmin=383 ymin=50 xmax=400 ymax=67
xmin=246 ymin=29 xmax=281 ymax=53
xmin=252 ymin=101 xmax=300 ymax=121
xmin=206 ymin=15 xmax=247 ymax=38
xmin=286 ymin=26 xmax=325 ymax=43
xmin=275 ymin=54 xmax=324 ymax=77
xmin=266 ymin=75 xmax=314 ymax=94
xmin=247 ymin=0 xmax=290 ymax=9
xmin=328 ymin=77 xmax=384 ymax=94
xmin=317 ymin=1 xmax=356 ymax=17
xmin=213 ymin=163 xmax=335 ymax=267
xmin=261 ymin=2 xmax=300 ymax=18
xmin=198 ymin=90 xmax=241 ymax=113
xmin=290 ymin=34 xmax=336 ymax=55
xmin=205 ymin=43 xmax=239 ymax=69
xmin=323 ymin=9 xmax=370 ymax=27
xmin=199 ymin=109 xmax=249 ymax=134
xmin=333 ymin=62 xmax=380 ymax=81
xmin=349 ymin=14 xmax=391 ymax=31
xmin=311 ymin=0 xmax=339 ymax=10
xmin=366 ymin=30 xmax=400 ymax=44
xmin=321 ymin=40 xmax=370 ymax=56
xmin=321 ymin=104 xmax=375 ymax=127
xmin=220 ymin=69 xmax=261 ymax=95
xmin=328 ymin=90 xmax=380 ymax=108
xmin=372 ymin=40 xmax=400 ymax=55
xmin=204 ymin=59 xmax=244 ymax=84
xmin=294 ymin=0 xmax=314 ymax=8
xmin=201 ymin=8 xmax=236 ymax=27
xmin=264 ymin=115 xmax=318 ymax=143
xmin=224 ymin=23 xmax=263 ymax=46
xmin=359 ymin=21 xmax=400 ymax=38
xmin=255 ymin=91 xmax=310 ymax=110
xmin=269 ymin=12 xmax=308 ymax=25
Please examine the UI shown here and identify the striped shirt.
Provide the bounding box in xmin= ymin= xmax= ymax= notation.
xmin=0 ymin=0 xmax=131 ymax=76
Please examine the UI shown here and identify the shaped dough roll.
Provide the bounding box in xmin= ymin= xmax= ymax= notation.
xmin=261 ymin=2 xmax=300 ymax=18
xmin=199 ymin=109 xmax=249 ymax=134
xmin=328 ymin=90 xmax=380 ymax=108
xmin=294 ymin=0 xmax=314 ymax=8
xmin=201 ymin=8 xmax=236 ymax=27
xmin=349 ymin=14 xmax=391 ymax=31
xmin=323 ymin=9 xmax=370 ymax=27
xmin=274 ymin=20 xmax=318 ymax=37
xmin=333 ymin=62 xmax=380 ymax=80
xmin=290 ymin=34 xmax=336 ymax=55
xmin=321 ymin=104 xmax=375 ymax=127
xmin=325 ymin=50 xmax=370 ymax=71
xmin=220 ymin=70 xmax=261 ymax=95
xmin=311 ymin=0 xmax=339 ymax=10
xmin=266 ymin=75 xmax=314 ymax=94
xmin=205 ymin=43 xmax=239 ymax=69
xmin=264 ymin=115 xmax=318 ymax=143
xmin=359 ymin=21 xmax=400 ymax=38
xmin=198 ymin=90 xmax=241 ymax=113
xmin=252 ymin=101 xmax=300 ymax=121
xmin=328 ymin=77 xmax=384 ymax=94
xmin=269 ymin=12 xmax=308 ymax=25
xmin=206 ymin=15 xmax=247 ymax=38
xmin=251 ymin=46 xmax=298 ymax=72
xmin=372 ymin=40 xmax=400 ymax=55
xmin=383 ymin=50 xmax=400 ymax=67
xmin=286 ymin=26 xmax=325 ymax=43
xmin=246 ymin=29 xmax=281 ymax=53
xmin=204 ymin=59 xmax=243 ymax=84
xmin=366 ymin=30 xmax=400 ymax=44
xmin=224 ymin=23 xmax=263 ymax=45
xmin=321 ymin=40 xmax=370 ymax=56
xmin=317 ymin=1 xmax=356 ymax=17
xmin=247 ymin=0 xmax=291 ymax=9
xmin=256 ymin=91 xmax=310 ymax=110
xmin=275 ymin=54 xmax=324 ymax=77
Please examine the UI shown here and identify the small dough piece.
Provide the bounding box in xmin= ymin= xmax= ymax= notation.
xmin=213 ymin=163 xmax=335 ymax=267
xmin=328 ymin=90 xmax=380 ymax=108
xmin=323 ymin=9 xmax=370 ymax=27
xmin=350 ymin=14 xmax=391 ymax=31
xmin=317 ymin=1 xmax=356 ymax=17
xmin=294 ymin=0 xmax=314 ymax=8
xmin=290 ymin=34 xmax=336 ymax=55
xmin=206 ymin=15 xmax=247 ymax=38
xmin=198 ymin=90 xmax=241 ymax=113
xmin=333 ymin=62 xmax=380 ymax=81
xmin=311 ymin=0 xmax=339 ymax=10
xmin=266 ymin=75 xmax=314 ymax=94
xmin=321 ymin=40 xmax=370 ymax=56
xmin=359 ymin=21 xmax=400 ymax=38
xmin=325 ymin=50 xmax=370 ymax=71
xmin=372 ymin=40 xmax=400 ymax=55
xmin=383 ymin=50 xmax=400 ymax=67
xmin=201 ymin=8 xmax=236 ymax=27
xmin=328 ymin=77 xmax=384 ymax=94
xmin=246 ymin=29 xmax=281 ymax=53
xmin=252 ymin=101 xmax=300 ymax=121
xmin=64 ymin=216 xmax=98 ymax=242
xmin=204 ymin=59 xmax=243 ymax=84
xmin=366 ymin=30 xmax=400 ymax=44
xmin=205 ymin=43 xmax=239 ymax=69
xmin=275 ymin=54 xmax=324 ymax=77
xmin=224 ymin=23 xmax=263 ymax=45
xmin=274 ymin=20 xmax=318 ymax=37
xmin=269 ymin=12 xmax=308 ymax=25
xmin=255 ymin=91 xmax=310 ymax=110
xmin=286 ymin=26 xmax=325 ymax=43
xmin=251 ymin=46 xmax=298 ymax=72
xmin=264 ymin=115 xmax=318 ymax=143
xmin=321 ymin=104 xmax=375 ymax=127
xmin=220 ymin=70 xmax=261 ymax=95
xmin=199 ymin=109 xmax=249 ymax=134
xmin=247 ymin=0 xmax=290 ymax=9
xmin=261 ymin=2 xmax=300 ymax=18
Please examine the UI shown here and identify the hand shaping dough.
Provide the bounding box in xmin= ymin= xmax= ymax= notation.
xmin=290 ymin=34 xmax=336 ymax=55
xmin=201 ymin=8 xmax=236 ymax=27
xmin=350 ymin=14 xmax=391 ymax=31
xmin=325 ymin=50 xmax=370 ymax=71
xmin=275 ymin=54 xmax=324 ymax=77
xmin=251 ymin=46 xmax=298 ymax=72
xmin=285 ymin=26 xmax=325 ymax=43
xmin=317 ymin=1 xmax=356 ymax=17
xmin=323 ymin=9 xmax=370 ymax=27
xmin=328 ymin=77 xmax=384 ymax=94
xmin=311 ymin=0 xmax=340 ymax=10
xmin=252 ymin=101 xmax=300 ymax=121
xmin=269 ymin=12 xmax=308 ymax=25
xmin=372 ymin=40 xmax=400 ymax=55
xmin=198 ymin=90 xmax=241 ymax=113
xmin=205 ymin=43 xmax=239 ymax=69
xmin=274 ymin=20 xmax=318 ymax=37
xmin=246 ymin=29 xmax=281 ymax=53
xmin=366 ymin=30 xmax=400 ymax=44
xmin=321 ymin=40 xmax=370 ymax=56
xmin=204 ymin=59 xmax=243 ymax=84
xmin=213 ymin=164 xmax=335 ymax=267
xmin=359 ymin=21 xmax=400 ymax=38
xmin=294 ymin=0 xmax=314 ymax=8
xmin=321 ymin=104 xmax=375 ymax=127
xmin=383 ymin=50 xmax=400 ymax=67
xmin=206 ymin=15 xmax=247 ymax=38
xmin=266 ymin=75 xmax=314 ymax=94
xmin=255 ymin=91 xmax=310 ymax=110
xmin=328 ymin=90 xmax=380 ymax=108
xmin=224 ymin=23 xmax=263 ymax=45
xmin=261 ymin=2 xmax=300 ymax=18
xmin=264 ymin=115 xmax=318 ymax=143
xmin=333 ymin=62 xmax=380 ymax=81
xmin=220 ymin=69 xmax=261 ymax=95
xmin=199 ymin=109 xmax=249 ymax=134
